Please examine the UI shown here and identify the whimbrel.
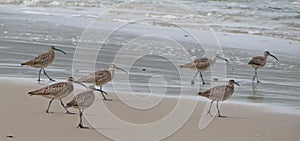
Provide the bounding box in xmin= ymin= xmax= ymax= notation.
xmin=77 ymin=64 xmax=127 ymax=101
xmin=66 ymin=85 xmax=100 ymax=128
xmin=248 ymin=51 xmax=278 ymax=83
xmin=180 ymin=54 xmax=228 ymax=85
xmin=28 ymin=77 xmax=86 ymax=114
xmin=21 ymin=46 xmax=66 ymax=82
xmin=199 ymin=79 xmax=239 ymax=117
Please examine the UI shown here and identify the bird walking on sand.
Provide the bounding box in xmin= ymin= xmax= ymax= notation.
xmin=66 ymin=85 xmax=100 ymax=128
xmin=77 ymin=64 xmax=128 ymax=101
xmin=21 ymin=46 xmax=66 ymax=82
xmin=28 ymin=77 xmax=87 ymax=114
xmin=180 ymin=54 xmax=228 ymax=85
xmin=199 ymin=79 xmax=239 ymax=117
xmin=248 ymin=51 xmax=278 ymax=83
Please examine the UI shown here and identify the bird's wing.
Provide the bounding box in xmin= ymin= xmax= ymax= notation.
xmin=28 ymin=82 xmax=67 ymax=96
xmin=78 ymin=70 xmax=111 ymax=84
xmin=23 ymin=53 xmax=51 ymax=66
xmin=66 ymin=97 xmax=78 ymax=108
xmin=180 ymin=58 xmax=209 ymax=69
xmin=95 ymin=70 xmax=111 ymax=83
xmin=194 ymin=58 xmax=210 ymax=68
xmin=248 ymin=56 xmax=264 ymax=66
xmin=199 ymin=85 xmax=227 ymax=100
xmin=77 ymin=72 xmax=97 ymax=83
xmin=67 ymin=91 xmax=94 ymax=108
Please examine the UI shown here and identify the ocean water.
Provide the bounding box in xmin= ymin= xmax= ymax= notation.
xmin=0 ymin=0 xmax=299 ymax=112
xmin=0 ymin=0 xmax=299 ymax=41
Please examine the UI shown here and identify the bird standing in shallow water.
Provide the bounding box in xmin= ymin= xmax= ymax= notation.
xmin=77 ymin=64 xmax=128 ymax=101
xmin=248 ymin=51 xmax=278 ymax=83
xmin=66 ymin=85 xmax=100 ymax=129
xmin=21 ymin=46 xmax=66 ymax=82
xmin=28 ymin=77 xmax=86 ymax=114
xmin=199 ymin=79 xmax=239 ymax=117
xmin=180 ymin=54 xmax=228 ymax=86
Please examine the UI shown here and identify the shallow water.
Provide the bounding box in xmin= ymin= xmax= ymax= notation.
xmin=0 ymin=1 xmax=299 ymax=112
xmin=0 ymin=0 xmax=299 ymax=41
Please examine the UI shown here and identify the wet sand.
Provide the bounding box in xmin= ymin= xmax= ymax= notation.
xmin=1 ymin=77 xmax=299 ymax=141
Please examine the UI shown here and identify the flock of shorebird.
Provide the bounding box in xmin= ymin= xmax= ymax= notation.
xmin=21 ymin=46 xmax=278 ymax=128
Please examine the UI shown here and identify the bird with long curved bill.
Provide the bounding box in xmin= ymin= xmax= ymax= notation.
xmin=248 ymin=51 xmax=278 ymax=83
xmin=199 ymin=80 xmax=239 ymax=117
xmin=180 ymin=54 xmax=229 ymax=86
xmin=77 ymin=64 xmax=128 ymax=101
xmin=21 ymin=46 xmax=67 ymax=82
xmin=66 ymin=85 xmax=101 ymax=129
xmin=28 ymin=77 xmax=87 ymax=114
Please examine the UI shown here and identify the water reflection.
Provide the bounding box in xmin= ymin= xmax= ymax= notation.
xmin=246 ymin=82 xmax=264 ymax=101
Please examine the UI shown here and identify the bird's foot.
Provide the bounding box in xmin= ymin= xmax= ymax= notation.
xmin=203 ymin=82 xmax=209 ymax=85
xmin=103 ymin=98 xmax=113 ymax=101
xmin=45 ymin=110 xmax=54 ymax=114
xmin=65 ymin=111 xmax=75 ymax=115
xmin=218 ymin=115 xmax=227 ymax=118
xmin=257 ymin=80 xmax=260 ymax=83
xmin=207 ymin=111 xmax=213 ymax=117
xmin=49 ymin=78 xmax=55 ymax=82
xmin=77 ymin=124 xmax=88 ymax=129
xmin=191 ymin=81 xmax=195 ymax=85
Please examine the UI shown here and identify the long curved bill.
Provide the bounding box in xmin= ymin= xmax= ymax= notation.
xmin=269 ymin=53 xmax=278 ymax=61
xmin=54 ymin=48 xmax=67 ymax=55
xmin=217 ymin=56 xmax=229 ymax=63
xmin=233 ymin=81 xmax=240 ymax=86
xmin=116 ymin=67 xmax=128 ymax=75
xmin=73 ymin=80 xmax=87 ymax=88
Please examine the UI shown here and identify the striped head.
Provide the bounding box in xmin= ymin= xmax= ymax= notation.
xmin=264 ymin=51 xmax=278 ymax=61
xmin=228 ymin=79 xmax=240 ymax=87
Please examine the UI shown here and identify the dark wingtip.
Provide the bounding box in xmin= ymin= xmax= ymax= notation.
xmin=21 ymin=63 xmax=26 ymax=66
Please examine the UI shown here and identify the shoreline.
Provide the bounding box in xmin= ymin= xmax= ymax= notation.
xmin=1 ymin=76 xmax=299 ymax=116
xmin=1 ymin=77 xmax=300 ymax=141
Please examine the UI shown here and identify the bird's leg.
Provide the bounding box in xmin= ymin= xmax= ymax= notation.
xmin=207 ymin=100 xmax=214 ymax=117
xmin=45 ymin=98 xmax=54 ymax=113
xmin=217 ymin=101 xmax=226 ymax=118
xmin=77 ymin=109 xmax=88 ymax=129
xmin=255 ymin=68 xmax=260 ymax=83
xmin=97 ymin=86 xmax=112 ymax=101
xmin=191 ymin=71 xmax=199 ymax=85
xmin=38 ymin=68 xmax=42 ymax=82
xmin=60 ymin=99 xmax=75 ymax=114
xmin=42 ymin=68 xmax=55 ymax=81
xmin=200 ymin=72 xmax=207 ymax=85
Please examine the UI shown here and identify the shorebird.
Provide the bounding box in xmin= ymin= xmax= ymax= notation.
xmin=21 ymin=46 xmax=66 ymax=82
xmin=66 ymin=85 xmax=100 ymax=128
xmin=180 ymin=54 xmax=228 ymax=85
xmin=248 ymin=51 xmax=278 ymax=83
xmin=28 ymin=77 xmax=87 ymax=114
xmin=199 ymin=79 xmax=239 ymax=117
xmin=77 ymin=64 xmax=128 ymax=101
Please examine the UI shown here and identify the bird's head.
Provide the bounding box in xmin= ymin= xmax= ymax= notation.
xmin=51 ymin=46 xmax=67 ymax=55
xmin=215 ymin=54 xmax=229 ymax=63
xmin=265 ymin=51 xmax=278 ymax=61
xmin=109 ymin=64 xmax=128 ymax=74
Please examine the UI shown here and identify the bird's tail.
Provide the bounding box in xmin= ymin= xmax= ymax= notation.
xmin=28 ymin=91 xmax=44 ymax=96
xmin=21 ymin=62 xmax=27 ymax=66
xmin=66 ymin=98 xmax=78 ymax=108
xmin=198 ymin=91 xmax=210 ymax=98
xmin=28 ymin=91 xmax=34 ymax=96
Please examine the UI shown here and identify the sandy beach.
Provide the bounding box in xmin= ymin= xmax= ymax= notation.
xmin=0 ymin=1 xmax=300 ymax=140
xmin=1 ymin=77 xmax=300 ymax=141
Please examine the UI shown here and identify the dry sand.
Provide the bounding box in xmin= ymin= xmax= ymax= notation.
xmin=0 ymin=77 xmax=300 ymax=141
